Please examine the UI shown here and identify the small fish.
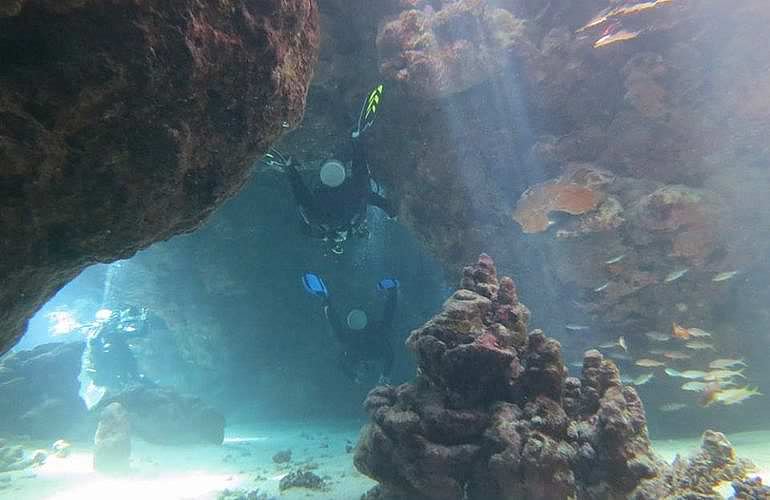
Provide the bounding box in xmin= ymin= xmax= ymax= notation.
xmin=712 ymin=271 xmax=739 ymax=282
xmin=565 ymin=324 xmax=590 ymax=332
xmin=645 ymin=331 xmax=670 ymax=342
xmin=709 ymin=358 xmax=747 ymax=370
xmin=605 ymin=254 xmax=626 ymax=265
xmin=688 ymin=328 xmax=713 ymax=338
xmin=618 ymin=336 xmax=628 ymax=352
xmin=672 ymin=323 xmax=691 ymax=340
xmin=659 ymin=403 xmax=687 ymax=412
xmin=570 ymin=362 xmax=584 ymax=368
xmin=598 ymin=342 xmax=617 ymax=349
xmin=594 ymin=282 xmax=610 ymax=292
xmin=664 ymin=268 xmax=689 ymax=283
xmin=635 ymin=358 xmax=665 ymax=368
xmin=679 ymin=370 xmax=709 ymax=379
xmin=667 ymin=368 xmax=708 ymax=379
xmin=681 ymin=381 xmax=710 ymax=392
xmin=711 ymin=386 xmax=762 ymax=406
xmin=663 ymin=351 xmax=692 ymax=360
xmin=632 ymin=373 xmax=654 ymax=386
xmin=649 ymin=349 xmax=668 ymax=355
xmin=704 ymin=369 xmax=746 ymax=381
xmin=699 ymin=382 xmax=723 ymax=407
xmin=683 ymin=380 xmax=736 ymax=391
xmin=685 ymin=341 xmax=716 ymax=351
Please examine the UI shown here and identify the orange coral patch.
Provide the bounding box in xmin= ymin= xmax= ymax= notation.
xmin=513 ymin=182 xmax=602 ymax=233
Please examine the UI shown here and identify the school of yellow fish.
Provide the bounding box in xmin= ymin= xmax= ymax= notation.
xmin=587 ymin=274 xmax=761 ymax=412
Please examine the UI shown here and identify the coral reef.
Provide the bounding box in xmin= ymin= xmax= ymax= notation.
xmin=0 ymin=0 xmax=319 ymax=354
xmin=376 ymin=0 xmax=535 ymax=98
xmin=278 ymin=470 xmax=328 ymax=492
xmin=93 ymin=402 xmax=131 ymax=473
xmin=354 ymin=255 xmax=759 ymax=500
xmin=217 ymin=489 xmax=273 ymax=500
xmin=0 ymin=439 xmax=46 ymax=473
xmin=98 ymin=385 xmax=225 ymax=445
xmin=732 ymin=477 xmax=770 ymax=500
xmin=507 ymin=162 xmax=738 ymax=334
xmin=0 ymin=342 xmax=87 ymax=439
xmin=665 ymin=430 xmax=756 ymax=498
xmin=272 ymin=450 xmax=292 ymax=464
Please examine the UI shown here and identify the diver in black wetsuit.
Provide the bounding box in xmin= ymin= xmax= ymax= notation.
xmin=303 ymin=273 xmax=399 ymax=384
xmin=84 ymin=307 xmax=149 ymax=391
xmin=263 ymin=85 xmax=396 ymax=255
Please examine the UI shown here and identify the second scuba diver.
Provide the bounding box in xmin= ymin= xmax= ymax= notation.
xmin=263 ymin=85 xmax=396 ymax=255
xmin=302 ymin=272 xmax=398 ymax=385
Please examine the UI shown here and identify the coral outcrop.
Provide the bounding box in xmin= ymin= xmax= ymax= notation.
xmin=376 ymin=0 xmax=534 ymax=99
xmin=0 ymin=342 xmax=87 ymax=439
xmin=354 ymin=255 xmax=759 ymax=500
xmin=0 ymin=0 xmax=320 ymax=354
xmin=0 ymin=439 xmax=46 ymax=473
xmin=93 ymin=402 xmax=131 ymax=473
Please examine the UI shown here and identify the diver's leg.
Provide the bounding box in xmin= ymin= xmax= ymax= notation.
xmin=323 ymin=299 xmax=350 ymax=344
xmin=380 ymin=340 xmax=394 ymax=381
xmin=338 ymin=352 xmax=358 ymax=382
xmin=350 ymin=138 xmax=371 ymax=196
xmin=381 ymin=288 xmax=398 ymax=329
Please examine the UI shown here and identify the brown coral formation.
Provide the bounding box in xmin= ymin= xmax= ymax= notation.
xmin=0 ymin=0 xmax=319 ymax=354
xmin=666 ymin=430 xmax=757 ymax=497
xmin=510 ymin=161 xmax=735 ymax=332
xmin=376 ymin=0 xmax=534 ymax=99
xmin=512 ymin=182 xmax=603 ymax=234
xmin=353 ymin=255 xmax=758 ymax=500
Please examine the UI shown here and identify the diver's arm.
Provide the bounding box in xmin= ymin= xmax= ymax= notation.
xmin=368 ymin=191 xmax=397 ymax=218
xmin=285 ymin=161 xmax=318 ymax=213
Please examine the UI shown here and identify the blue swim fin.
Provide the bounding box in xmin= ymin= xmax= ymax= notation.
xmin=377 ymin=278 xmax=399 ymax=291
xmin=302 ymin=273 xmax=328 ymax=298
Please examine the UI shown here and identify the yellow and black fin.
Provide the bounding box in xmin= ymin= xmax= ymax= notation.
xmin=354 ymin=84 xmax=384 ymax=138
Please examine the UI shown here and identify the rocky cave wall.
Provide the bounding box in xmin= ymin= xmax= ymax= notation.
xmin=0 ymin=0 xmax=320 ymax=354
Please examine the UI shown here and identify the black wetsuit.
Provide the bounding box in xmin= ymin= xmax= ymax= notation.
xmin=322 ymin=287 xmax=397 ymax=382
xmin=285 ymin=137 xmax=395 ymax=240
xmin=86 ymin=322 xmax=140 ymax=390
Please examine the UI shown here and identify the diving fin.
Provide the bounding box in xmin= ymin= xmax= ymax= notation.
xmin=353 ymin=84 xmax=384 ymax=138
xmin=377 ymin=278 xmax=399 ymax=291
xmin=302 ymin=273 xmax=329 ymax=298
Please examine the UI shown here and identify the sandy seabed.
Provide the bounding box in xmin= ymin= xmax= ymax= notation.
xmin=1 ymin=422 xmax=769 ymax=500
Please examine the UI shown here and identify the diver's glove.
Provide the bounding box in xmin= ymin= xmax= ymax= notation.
xmin=262 ymin=148 xmax=292 ymax=171
xmin=302 ymin=272 xmax=328 ymax=298
xmin=377 ymin=278 xmax=399 ymax=291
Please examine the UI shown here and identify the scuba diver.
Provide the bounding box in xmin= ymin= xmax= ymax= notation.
xmin=263 ymin=84 xmax=396 ymax=255
xmin=83 ymin=307 xmax=150 ymax=392
xmin=302 ymin=272 xmax=399 ymax=384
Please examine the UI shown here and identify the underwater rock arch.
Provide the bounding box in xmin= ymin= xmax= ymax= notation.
xmin=0 ymin=0 xmax=320 ymax=353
